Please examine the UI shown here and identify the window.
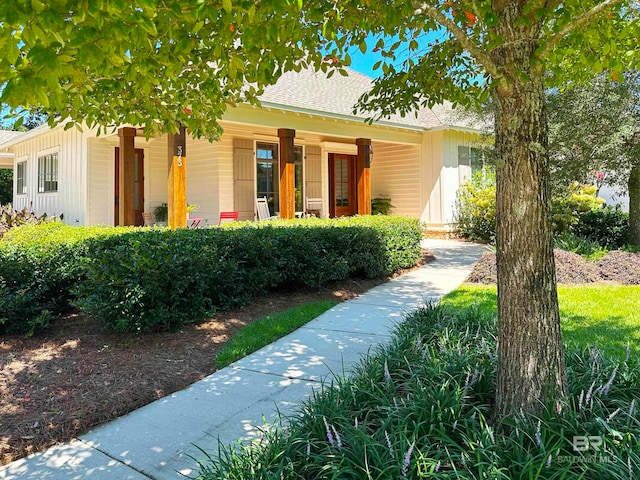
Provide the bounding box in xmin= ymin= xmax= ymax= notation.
xmin=38 ymin=152 xmax=58 ymax=193
xmin=470 ymin=148 xmax=483 ymax=176
xmin=458 ymin=146 xmax=470 ymax=166
xmin=459 ymin=146 xmax=485 ymax=176
xmin=256 ymin=142 xmax=278 ymax=216
xmin=16 ymin=161 xmax=26 ymax=195
xmin=256 ymin=143 xmax=304 ymax=215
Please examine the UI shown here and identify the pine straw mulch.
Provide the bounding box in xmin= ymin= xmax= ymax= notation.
xmin=466 ymin=249 xmax=640 ymax=285
xmin=0 ymin=250 xmax=435 ymax=466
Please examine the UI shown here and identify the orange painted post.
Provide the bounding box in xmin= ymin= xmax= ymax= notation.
xmin=356 ymin=138 xmax=372 ymax=215
xmin=167 ymin=126 xmax=187 ymax=230
xmin=278 ymin=128 xmax=296 ymax=219
xmin=118 ymin=127 xmax=137 ymax=226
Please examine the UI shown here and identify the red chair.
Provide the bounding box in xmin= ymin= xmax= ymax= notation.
xmin=218 ymin=211 xmax=239 ymax=226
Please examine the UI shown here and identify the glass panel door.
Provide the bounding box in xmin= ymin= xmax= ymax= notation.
xmin=330 ymin=154 xmax=356 ymax=217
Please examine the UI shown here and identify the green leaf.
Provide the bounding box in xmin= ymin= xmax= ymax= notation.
xmin=222 ymin=0 xmax=232 ymax=14
xmin=358 ymin=40 xmax=367 ymax=54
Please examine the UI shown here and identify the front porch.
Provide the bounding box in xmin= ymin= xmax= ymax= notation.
xmin=87 ymin=121 xmax=423 ymax=229
xmin=112 ymin=126 xmax=373 ymax=228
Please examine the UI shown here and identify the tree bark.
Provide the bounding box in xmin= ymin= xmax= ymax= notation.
xmin=491 ymin=13 xmax=568 ymax=417
xmin=628 ymin=160 xmax=640 ymax=246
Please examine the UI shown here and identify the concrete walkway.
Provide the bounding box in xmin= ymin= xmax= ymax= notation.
xmin=0 ymin=240 xmax=486 ymax=480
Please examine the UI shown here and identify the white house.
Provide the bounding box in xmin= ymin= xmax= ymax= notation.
xmin=0 ymin=68 xmax=484 ymax=229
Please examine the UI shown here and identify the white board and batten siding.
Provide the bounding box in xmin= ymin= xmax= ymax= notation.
xmin=438 ymin=129 xmax=479 ymax=226
xmin=370 ymin=142 xmax=422 ymax=218
xmin=13 ymin=127 xmax=88 ymax=224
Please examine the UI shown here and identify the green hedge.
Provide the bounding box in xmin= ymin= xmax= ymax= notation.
xmin=571 ymin=205 xmax=629 ymax=249
xmin=0 ymin=223 xmax=136 ymax=335
xmin=0 ymin=217 xmax=422 ymax=335
xmin=75 ymin=216 xmax=422 ymax=333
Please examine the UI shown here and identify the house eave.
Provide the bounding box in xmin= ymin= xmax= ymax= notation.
xmin=0 ymin=123 xmax=53 ymax=150
xmin=257 ymin=101 xmax=426 ymax=133
xmin=425 ymin=125 xmax=487 ymax=135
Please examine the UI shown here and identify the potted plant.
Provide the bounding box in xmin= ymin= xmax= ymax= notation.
xmin=371 ymin=197 xmax=394 ymax=215
xmin=153 ymin=203 xmax=168 ymax=223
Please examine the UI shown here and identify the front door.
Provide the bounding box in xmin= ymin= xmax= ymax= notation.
xmin=114 ymin=147 xmax=145 ymax=226
xmin=329 ymin=153 xmax=357 ymax=217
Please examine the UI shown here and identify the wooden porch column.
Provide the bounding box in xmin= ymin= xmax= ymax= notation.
xmin=167 ymin=126 xmax=187 ymax=229
xmin=278 ymin=128 xmax=296 ymax=219
xmin=356 ymin=138 xmax=372 ymax=215
xmin=118 ymin=127 xmax=136 ymax=226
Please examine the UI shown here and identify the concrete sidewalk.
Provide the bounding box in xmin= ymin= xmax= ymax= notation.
xmin=0 ymin=240 xmax=486 ymax=480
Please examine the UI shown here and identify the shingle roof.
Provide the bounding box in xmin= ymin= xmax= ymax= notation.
xmin=0 ymin=129 xmax=24 ymax=146
xmin=429 ymin=101 xmax=491 ymax=132
xmin=259 ymin=67 xmax=477 ymax=131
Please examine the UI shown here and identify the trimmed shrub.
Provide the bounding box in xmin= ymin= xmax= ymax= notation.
xmin=572 ymin=205 xmax=629 ymax=249
xmin=74 ymin=216 xmax=422 ymax=333
xmin=455 ymin=178 xmax=610 ymax=245
xmin=454 ymin=171 xmax=496 ymax=243
xmin=552 ymin=182 xmax=605 ymax=234
xmin=0 ymin=223 xmax=136 ymax=335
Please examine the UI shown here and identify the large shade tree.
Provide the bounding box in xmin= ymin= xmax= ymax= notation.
xmin=548 ymin=71 xmax=640 ymax=245
xmin=0 ymin=0 xmax=638 ymax=418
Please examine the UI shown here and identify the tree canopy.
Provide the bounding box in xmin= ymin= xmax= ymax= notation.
xmin=0 ymin=1 xmax=337 ymax=138
xmin=548 ymin=72 xmax=640 ymax=193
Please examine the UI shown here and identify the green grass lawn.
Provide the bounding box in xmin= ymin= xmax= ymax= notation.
xmin=215 ymin=300 xmax=338 ymax=369
xmin=442 ymin=284 xmax=640 ymax=360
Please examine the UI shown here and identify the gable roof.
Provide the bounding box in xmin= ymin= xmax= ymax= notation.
xmin=259 ymin=67 xmax=474 ymax=131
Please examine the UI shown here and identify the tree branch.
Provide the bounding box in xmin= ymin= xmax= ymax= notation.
xmin=538 ymin=0 xmax=625 ymax=59
xmin=411 ymin=1 xmax=501 ymax=79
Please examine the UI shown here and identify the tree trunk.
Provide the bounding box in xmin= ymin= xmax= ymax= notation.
xmin=628 ymin=160 xmax=640 ymax=246
xmin=491 ymin=24 xmax=568 ymax=417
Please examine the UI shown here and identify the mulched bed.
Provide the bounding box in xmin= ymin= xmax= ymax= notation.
xmin=466 ymin=249 xmax=640 ymax=285
xmin=0 ymin=250 xmax=434 ymax=466
xmin=597 ymin=250 xmax=640 ymax=285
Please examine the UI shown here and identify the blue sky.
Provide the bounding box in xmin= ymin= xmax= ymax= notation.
xmin=343 ymin=31 xmax=444 ymax=78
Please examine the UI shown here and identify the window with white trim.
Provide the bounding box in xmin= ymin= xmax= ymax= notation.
xmin=16 ymin=161 xmax=27 ymax=195
xmin=38 ymin=152 xmax=58 ymax=193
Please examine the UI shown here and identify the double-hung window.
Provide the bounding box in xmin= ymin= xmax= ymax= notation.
xmin=38 ymin=152 xmax=58 ymax=193
xmin=16 ymin=161 xmax=27 ymax=194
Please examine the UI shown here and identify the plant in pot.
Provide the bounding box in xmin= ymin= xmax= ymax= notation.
xmin=371 ymin=197 xmax=394 ymax=215
xmin=153 ymin=203 xmax=168 ymax=224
